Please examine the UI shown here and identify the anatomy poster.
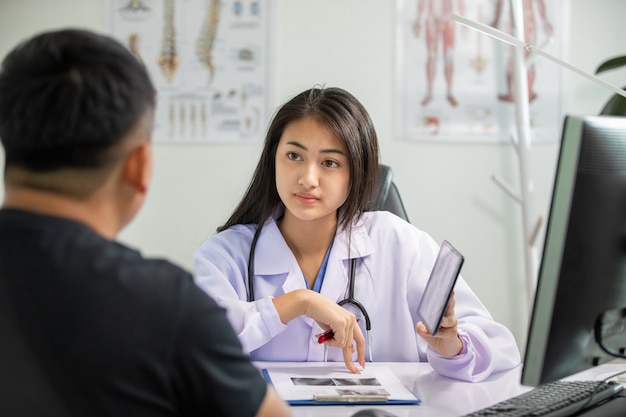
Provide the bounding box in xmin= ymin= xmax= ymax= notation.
xmin=396 ymin=0 xmax=565 ymax=142
xmin=106 ymin=0 xmax=270 ymax=143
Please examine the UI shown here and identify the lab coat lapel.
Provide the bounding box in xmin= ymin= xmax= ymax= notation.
xmin=253 ymin=218 xmax=307 ymax=294
xmin=320 ymin=216 xmax=375 ymax=303
xmin=253 ymin=217 xmax=316 ymax=329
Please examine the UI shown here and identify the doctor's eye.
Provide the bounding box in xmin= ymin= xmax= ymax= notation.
xmin=322 ymin=159 xmax=340 ymax=168
xmin=287 ymin=151 xmax=302 ymax=161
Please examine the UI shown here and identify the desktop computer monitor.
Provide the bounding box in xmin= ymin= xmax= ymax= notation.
xmin=521 ymin=114 xmax=626 ymax=387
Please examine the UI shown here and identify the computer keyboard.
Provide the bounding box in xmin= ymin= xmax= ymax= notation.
xmin=463 ymin=380 xmax=623 ymax=417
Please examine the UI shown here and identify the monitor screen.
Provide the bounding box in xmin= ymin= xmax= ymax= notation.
xmin=521 ymin=115 xmax=626 ymax=387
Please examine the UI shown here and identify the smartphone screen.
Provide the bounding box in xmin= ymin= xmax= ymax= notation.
xmin=416 ymin=240 xmax=464 ymax=335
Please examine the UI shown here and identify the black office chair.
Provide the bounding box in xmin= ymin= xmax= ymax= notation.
xmin=368 ymin=164 xmax=410 ymax=222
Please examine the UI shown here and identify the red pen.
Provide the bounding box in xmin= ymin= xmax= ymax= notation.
xmin=317 ymin=319 xmax=360 ymax=344
xmin=317 ymin=329 xmax=334 ymax=344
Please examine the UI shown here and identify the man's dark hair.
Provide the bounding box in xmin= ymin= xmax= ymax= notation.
xmin=0 ymin=29 xmax=155 ymax=172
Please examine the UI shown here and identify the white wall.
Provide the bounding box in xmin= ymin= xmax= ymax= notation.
xmin=1 ymin=0 xmax=625 ymax=351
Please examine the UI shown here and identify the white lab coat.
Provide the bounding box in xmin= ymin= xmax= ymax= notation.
xmin=193 ymin=210 xmax=520 ymax=382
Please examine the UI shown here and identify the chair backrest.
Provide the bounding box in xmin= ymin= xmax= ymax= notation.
xmin=369 ymin=164 xmax=410 ymax=222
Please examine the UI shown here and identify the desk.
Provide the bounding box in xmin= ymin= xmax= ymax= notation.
xmin=256 ymin=361 xmax=626 ymax=417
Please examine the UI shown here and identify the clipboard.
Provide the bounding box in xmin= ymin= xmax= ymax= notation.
xmin=261 ymin=366 xmax=420 ymax=406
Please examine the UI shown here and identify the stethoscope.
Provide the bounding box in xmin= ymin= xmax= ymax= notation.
xmin=247 ymin=225 xmax=374 ymax=361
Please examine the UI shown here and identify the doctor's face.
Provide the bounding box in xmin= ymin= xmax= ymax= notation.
xmin=275 ymin=117 xmax=351 ymax=225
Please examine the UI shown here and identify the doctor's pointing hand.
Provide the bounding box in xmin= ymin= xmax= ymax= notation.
xmin=272 ymin=288 xmax=366 ymax=373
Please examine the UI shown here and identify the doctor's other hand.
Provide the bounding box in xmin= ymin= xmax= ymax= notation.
xmin=416 ymin=292 xmax=464 ymax=357
xmin=273 ymin=289 xmax=366 ymax=373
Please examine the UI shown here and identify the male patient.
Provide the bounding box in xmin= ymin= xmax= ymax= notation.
xmin=0 ymin=29 xmax=291 ymax=417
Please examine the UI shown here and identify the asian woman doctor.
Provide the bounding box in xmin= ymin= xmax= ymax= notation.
xmin=193 ymin=86 xmax=520 ymax=382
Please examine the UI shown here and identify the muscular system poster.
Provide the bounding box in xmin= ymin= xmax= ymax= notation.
xmin=396 ymin=0 xmax=564 ymax=142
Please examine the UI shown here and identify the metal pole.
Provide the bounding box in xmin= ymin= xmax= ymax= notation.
xmin=509 ymin=0 xmax=539 ymax=312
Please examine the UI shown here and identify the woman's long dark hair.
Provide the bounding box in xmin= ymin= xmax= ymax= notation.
xmin=217 ymin=86 xmax=380 ymax=232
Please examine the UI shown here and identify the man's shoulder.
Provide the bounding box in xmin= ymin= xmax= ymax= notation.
xmin=0 ymin=208 xmax=197 ymax=308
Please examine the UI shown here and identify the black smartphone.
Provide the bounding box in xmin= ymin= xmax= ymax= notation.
xmin=416 ymin=240 xmax=464 ymax=335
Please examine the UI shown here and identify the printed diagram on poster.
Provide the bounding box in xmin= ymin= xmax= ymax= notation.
xmin=395 ymin=0 xmax=564 ymax=142
xmin=106 ymin=0 xmax=270 ymax=143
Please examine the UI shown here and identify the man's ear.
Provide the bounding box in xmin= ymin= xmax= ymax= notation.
xmin=122 ymin=142 xmax=152 ymax=194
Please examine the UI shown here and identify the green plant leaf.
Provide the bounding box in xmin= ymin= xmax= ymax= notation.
xmin=595 ymin=56 xmax=626 ymax=75
xmin=599 ymin=88 xmax=626 ymax=115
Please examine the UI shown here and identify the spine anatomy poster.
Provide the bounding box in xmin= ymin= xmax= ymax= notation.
xmin=396 ymin=0 xmax=564 ymax=142
xmin=106 ymin=0 xmax=270 ymax=143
